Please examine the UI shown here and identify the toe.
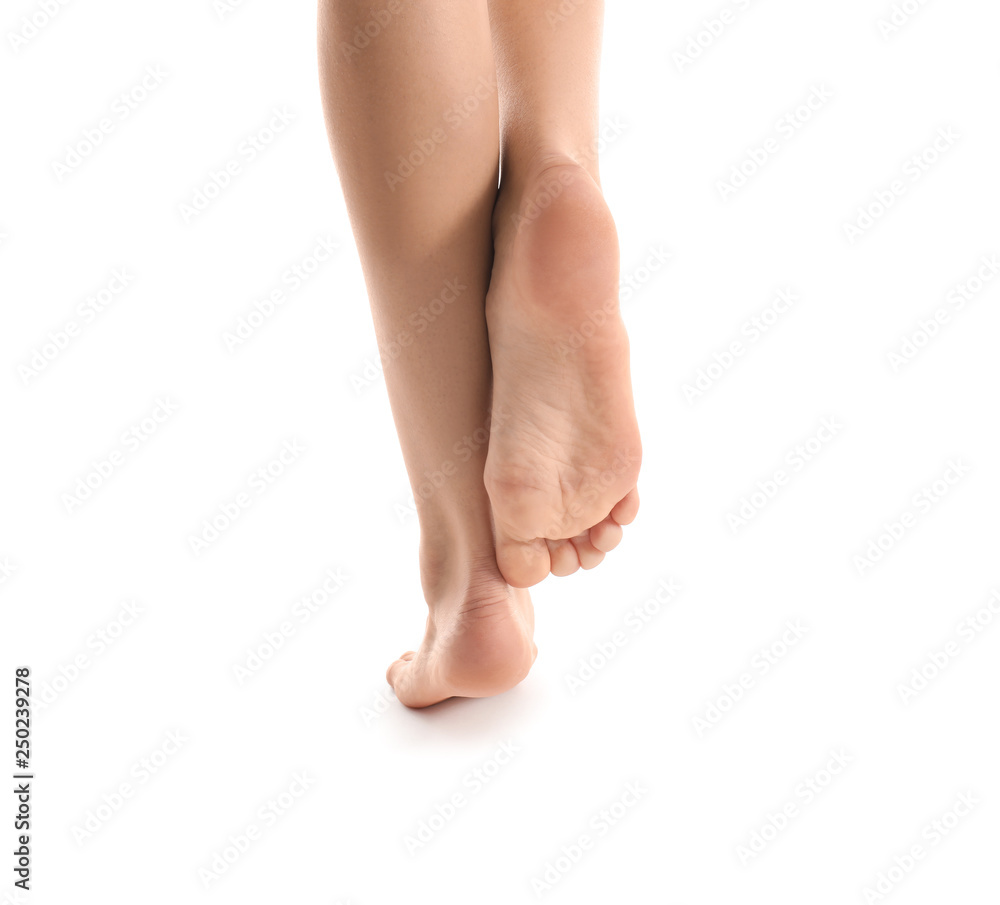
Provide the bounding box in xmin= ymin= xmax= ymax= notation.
xmin=386 ymin=651 xmax=416 ymax=687
xmin=570 ymin=533 xmax=605 ymax=570
xmin=611 ymin=486 xmax=640 ymax=526
xmin=546 ymin=538 xmax=580 ymax=576
xmin=589 ymin=515 xmax=624 ymax=553
xmin=495 ymin=531 xmax=551 ymax=588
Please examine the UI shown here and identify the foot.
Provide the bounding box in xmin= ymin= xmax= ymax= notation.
xmin=386 ymin=551 xmax=536 ymax=708
xmin=484 ymin=154 xmax=641 ymax=588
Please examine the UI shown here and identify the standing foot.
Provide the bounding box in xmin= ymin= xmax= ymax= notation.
xmin=386 ymin=548 xmax=537 ymax=708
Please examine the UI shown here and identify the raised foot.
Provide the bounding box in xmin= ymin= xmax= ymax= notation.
xmin=484 ymin=156 xmax=642 ymax=588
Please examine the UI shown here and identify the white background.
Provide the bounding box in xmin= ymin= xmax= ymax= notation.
xmin=2 ymin=0 xmax=999 ymax=902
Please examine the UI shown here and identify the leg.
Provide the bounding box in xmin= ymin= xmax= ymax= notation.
xmin=318 ymin=0 xmax=534 ymax=707
xmin=483 ymin=0 xmax=642 ymax=587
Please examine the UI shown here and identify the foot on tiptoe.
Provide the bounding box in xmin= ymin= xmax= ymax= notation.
xmin=386 ymin=548 xmax=537 ymax=708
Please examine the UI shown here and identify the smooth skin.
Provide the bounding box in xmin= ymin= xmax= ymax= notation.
xmin=318 ymin=0 xmax=640 ymax=708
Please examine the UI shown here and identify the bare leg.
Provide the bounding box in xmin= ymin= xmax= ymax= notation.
xmin=484 ymin=0 xmax=642 ymax=587
xmin=318 ymin=0 xmax=534 ymax=707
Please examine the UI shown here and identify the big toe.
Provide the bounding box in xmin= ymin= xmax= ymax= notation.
xmin=495 ymin=532 xmax=551 ymax=588
xmin=386 ymin=651 xmax=415 ymax=688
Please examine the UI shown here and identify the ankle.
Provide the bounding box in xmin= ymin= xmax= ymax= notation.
xmin=416 ymin=504 xmax=502 ymax=605
xmin=419 ymin=544 xmax=506 ymax=610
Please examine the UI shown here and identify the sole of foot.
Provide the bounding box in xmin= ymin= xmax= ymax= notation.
xmin=484 ymin=155 xmax=641 ymax=588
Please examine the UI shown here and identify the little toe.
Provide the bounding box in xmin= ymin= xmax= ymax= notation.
xmin=589 ymin=515 xmax=624 ymax=553
xmin=611 ymin=487 xmax=640 ymax=526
